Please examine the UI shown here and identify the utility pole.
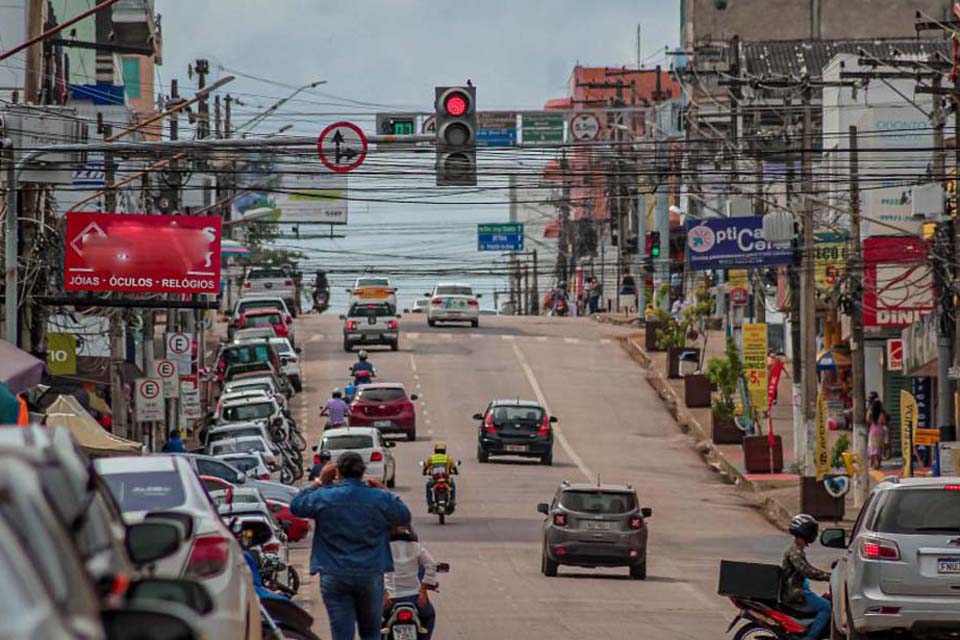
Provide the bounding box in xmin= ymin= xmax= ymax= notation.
xmin=102 ymin=121 xmax=128 ymax=439
xmin=848 ymin=126 xmax=868 ymax=507
xmin=800 ymin=82 xmax=817 ymax=475
xmin=636 ymin=186 xmax=646 ymax=315
xmin=784 ymin=95 xmax=805 ymax=469
xmin=531 ymin=249 xmax=540 ymax=315
xmin=194 ymin=59 xmax=210 ymax=140
xmin=166 ymin=79 xmax=180 ymax=435
xmin=23 ymin=0 xmax=44 ymax=103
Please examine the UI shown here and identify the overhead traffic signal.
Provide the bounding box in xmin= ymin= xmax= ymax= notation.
xmin=435 ymin=85 xmax=476 ymax=186
xmin=650 ymin=231 xmax=661 ymax=258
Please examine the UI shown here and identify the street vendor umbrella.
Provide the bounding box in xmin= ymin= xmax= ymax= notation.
xmin=221 ymin=239 xmax=252 ymax=257
xmin=816 ymin=347 xmax=851 ymax=372
xmin=0 ymin=340 xmax=45 ymax=394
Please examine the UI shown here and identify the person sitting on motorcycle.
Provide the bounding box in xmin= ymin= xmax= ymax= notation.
xmin=351 ymin=350 xmax=376 ymax=385
xmin=423 ymin=442 xmax=457 ymax=512
xmin=782 ymin=513 xmax=832 ymax=640
xmin=383 ymin=525 xmax=438 ymax=639
xmin=314 ymin=269 xmax=329 ymax=291
xmin=552 ymin=282 xmax=568 ymax=315
xmin=321 ymin=388 xmax=351 ymax=429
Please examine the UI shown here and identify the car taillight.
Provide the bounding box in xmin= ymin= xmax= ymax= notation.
xmin=431 ymin=298 xmax=443 ymax=305
xmin=387 ymin=320 xmax=398 ymax=330
xmin=237 ymin=317 xmax=246 ymax=328
xmin=284 ymin=279 xmax=293 ymax=286
xmin=185 ymin=535 xmax=230 ymax=578
xmin=861 ymin=537 xmax=900 ymax=561
xmin=538 ymin=414 xmax=551 ymax=437
xmin=396 ymin=609 xmax=414 ymax=623
xmin=483 ymin=413 xmax=496 ymax=434
xmin=346 ymin=321 xmax=358 ymax=331
xmin=629 ymin=516 xmax=644 ymax=529
xmin=263 ymin=542 xmax=280 ymax=554
xmin=467 ymin=299 xmax=478 ymax=306
xmin=260 ymin=473 xmax=271 ymax=480
xmin=243 ymin=282 xmax=251 ymax=289
xmin=945 ymin=484 xmax=960 ymax=491
xmin=370 ymin=451 xmax=383 ymax=462
xmin=287 ymin=356 xmax=298 ymax=363
xmin=553 ymin=513 xmax=566 ymax=527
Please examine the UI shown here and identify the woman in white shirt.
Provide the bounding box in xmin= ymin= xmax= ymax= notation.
xmin=383 ymin=525 xmax=438 ymax=639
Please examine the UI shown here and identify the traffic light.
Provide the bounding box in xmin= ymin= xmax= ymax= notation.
xmin=650 ymin=231 xmax=661 ymax=258
xmin=435 ymin=85 xmax=476 ymax=186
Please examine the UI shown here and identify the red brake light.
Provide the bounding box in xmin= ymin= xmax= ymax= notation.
xmin=313 ymin=454 xmax=321 ymax=465
xmin=263 ymin=542 xmax=280 ymax=554
xmin=370 ymin=451 xmax=383 ymax=462
xmin=237 ymin=316 xmax=246 ymax=328
xmin=483 ymin=412 xmax=496 ymax=434
xmin=629 ymin=516 xmax=643 ymax=529
xmin=185 ymin=535 xmax=230 ymax=578
xmin=861 ymin=537 xmax=900 ymax=561
xmin=283 ymin=279 xmax=293 ymax=286
xmin=243 ymin=282 xmax=251 ymax=289
xmin=396 ymin=609 xmax=414 ymax=623
xmin=431 ymin=298 xmax=443 ymax=305
xmin=467 ymin=299 xmax=478 ymax=306
xmin=387 ymin=320 xmax=398 ymax=330
xmin=553 ymin=513 xmax=566 ymax=527
xmin=287 ymin=356 xmax=298 ymax=363
xmin=537 ymin=414 xmax=551 ymax=437
xmin=346 ymin=321 xmax=358 ymax=331
xmin=945 ymin=484 xmax=960 ymax=491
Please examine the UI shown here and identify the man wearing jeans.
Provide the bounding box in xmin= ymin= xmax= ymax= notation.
xmin=291 ymin=451 xmax=411 ymax=640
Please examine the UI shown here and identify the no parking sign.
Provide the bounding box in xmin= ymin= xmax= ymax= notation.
xmin=134 ymin=378 xmax=164 ymax=422
xmin=165 ymin=332 xmax=193 ymax=374
xmin=153 ymin=359 xmax=178 ymax=398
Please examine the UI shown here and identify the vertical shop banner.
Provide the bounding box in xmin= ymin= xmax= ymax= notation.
xmin=911 ymin=377 xmax=932 ymax=429
xmin=742 ymin=324 xmax=768 ymax=412
xmin=815 ymin=389 xmax=829 ymax=480
xmin=900 ymin=390 xmax=918 ymax=478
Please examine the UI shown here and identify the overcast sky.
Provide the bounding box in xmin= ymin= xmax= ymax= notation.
xmin=157 ymin=1 xmax=680 ymax=135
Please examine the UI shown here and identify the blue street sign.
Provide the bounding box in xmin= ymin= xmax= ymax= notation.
xmin=685 ymin=215 xmax=794 ymax=271
xmin=478 ymin=223 xmax=523 ymax=251
xmin=477 ymin=127 xmax=517 ymax=147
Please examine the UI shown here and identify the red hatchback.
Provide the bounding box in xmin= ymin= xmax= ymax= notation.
xmin=266 ymin=499 xmax=310 ymax=543
xmin=348 ymin=383 xmax=419 ymax=441
xmin=237 ymin=308 xmax=290 ymax=339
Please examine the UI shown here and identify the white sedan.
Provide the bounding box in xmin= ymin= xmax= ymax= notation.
xmin=426 ymin=282 xmax=481 ymax=327
xmin=317 ymin=427 xmax=396 ymax=488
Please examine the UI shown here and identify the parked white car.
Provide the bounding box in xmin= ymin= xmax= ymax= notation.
xmin=317 ymin=427 xmax=396 ymax=487
xmin=269 ymin=337 xmax=303 ymax=393
xmin=95 ymin=455 xmax=261 ymax=640
xmin=426 ymin=282 xmax=480 ymax=327
xmin=217 ymin=452 xmax=277 ymax=482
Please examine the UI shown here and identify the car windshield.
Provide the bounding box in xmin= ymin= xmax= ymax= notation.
xmin=872 ymin=488 xmax=960 ymax=534
xmin=491 ymin=405 xmax=544 ymax=423
xmin=349 ymin=303 xmax=395 ymax=317
xmin=247 ymin=314 xmax=281 ymax=327
xmin=358 ymin=278 xmax=389 ymax=287
xmin=436 ymin=286 xmax=473 ymax=296
xmin=323 ymin=435 xmax=374 ymax=450
xmin=102 ymin=471 xmax=187 ymax=512
xmin=222 ymin=457 xmax=260 ymax=473
xmin=223 ymin=345 xmax=273 ymax=366
xmin=212 ymin=440 xmax=267 ymax=455
xmin=210 ymin=427 xmax=262 ymax=443
xmin=222 ymin=403 xmax=274 ymax=421
xmin=270 ymin=340 xmax=294 ymax=356
xmin=560 ymin=491 xmax=637 ymax=514
xmin=357 ymin=387 xmax=407 ymax=402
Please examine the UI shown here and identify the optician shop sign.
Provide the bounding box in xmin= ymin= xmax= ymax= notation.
xmin=65 ymin=212 xmax=222 ymax=295
xmin=685 ymin=216 xmax=793 ymax=271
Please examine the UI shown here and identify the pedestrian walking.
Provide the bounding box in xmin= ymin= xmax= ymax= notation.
xmin=587 ymin=276 xmax=601 ymax=314
xmin=160 ymin=429 xmax=185 ymax=453
xmin=867 ymin=400 xmax=887 ymax=470
xmin=290 ymin=451 xmax=411 ymax=640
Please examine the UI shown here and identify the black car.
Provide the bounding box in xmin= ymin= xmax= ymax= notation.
xmin=475 ymin=400 xmax=556 ymax=465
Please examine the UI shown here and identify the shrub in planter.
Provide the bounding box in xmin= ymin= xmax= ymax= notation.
xmin=707 ymin=336 xmax=746 ymax=445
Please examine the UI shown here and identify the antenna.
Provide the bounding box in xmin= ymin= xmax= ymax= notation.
xmin=636 ymin=24 xmax=642 ymax=69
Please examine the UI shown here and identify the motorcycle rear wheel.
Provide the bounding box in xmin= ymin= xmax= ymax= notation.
xmin=287 ymin=566 xmax=301 ymax=594
xmin=438 ymin=512 xmax=445 ymax=525
xmin=280 ymin=465 xmax=295 ymax=485
xmin=733 ymin=623 xmax=782 ymax=640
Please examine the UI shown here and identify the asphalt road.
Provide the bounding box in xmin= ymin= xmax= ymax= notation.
xmin=285 ymin=313 xmax=837 ymax=639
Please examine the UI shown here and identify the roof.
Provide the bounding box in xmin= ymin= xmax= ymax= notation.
xmin=221 ymin=395 xmax=275 ymax=406
xmin=434 ymin=282 xmax=472 ymax=287
xmin=561 ymin=482 xmax=635 ymax=494
xmin=876 ymin=477 xmax=960 ymax=491
xmin=491 ymin=399 xmax=543 ymax=408
xmin=322 ymin=426 xmax=378 ymax=437
xmin=208 ymin=422 xmax=267 ymax=432
xmin=358 ymin=382 xmax=406 ymax=390
xmin=95 ymin=455 xmax=178 ymax=473
xmin=742 ymin=38 xmax=949 ymax=79
xmin=242 ymin=308 xmax=282 ymax=317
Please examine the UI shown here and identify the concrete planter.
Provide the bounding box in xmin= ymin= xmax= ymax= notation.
xmin=800 ymin=476 xmax=846 ymax=521
xmin=683 ymin=373 xmax=712 ymax=407
xmin=711 ymin=411 xmax=744 ymax=445
xmin=644 ymin=320 xmax=664 ymax=352
xmin=667 ymin=347 xmax=700 ymax=379
xmin=743 ymin=435 xmax=784 ymax=474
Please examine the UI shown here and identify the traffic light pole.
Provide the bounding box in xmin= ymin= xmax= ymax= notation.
xmin=636 ymin=187 xmax=646 ymax=316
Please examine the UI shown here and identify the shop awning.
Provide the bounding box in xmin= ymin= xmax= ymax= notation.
xmin=817 ymin=347 xmax=851 ymax=371
xmin=0 ymin=340 xmax=45 ymax=394
xmin=221 ymin=239 xmax=252 ymax=257
xmin=44 ymin=395 xmax=142 ymax=457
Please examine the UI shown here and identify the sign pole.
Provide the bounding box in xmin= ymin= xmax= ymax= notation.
xmin=849 ymin=126 xmax=869 ymax=507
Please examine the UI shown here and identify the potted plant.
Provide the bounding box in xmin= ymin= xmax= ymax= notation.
xmin=705 ymin=337 xmax=745 ymax=444
xmin=658 ymin=289 xmax=711 ymax=379
xmin=644 ymin=285 xmax=669 ymax=352
xmin=798 ymin=435 xmax=848 ymax=519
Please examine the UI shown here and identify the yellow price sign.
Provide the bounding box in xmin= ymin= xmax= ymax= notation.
xmin=742 ymin=324 xmax=768 ymax=412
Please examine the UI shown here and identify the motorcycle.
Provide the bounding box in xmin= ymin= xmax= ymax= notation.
xmin=344 ymin=382 xmax=358 ymax=404
xmin=381 ymin=562 xmax=450 ymax=640
xmin=352 ymin=368 xmax=375 ymax=387
xmin=554 ymin=298 xmax=569 ymax=317
xmin=724 ymin=593 xmax=831 ymax=639
xmin=313 ymin=288 xmax=330 ymax=313
xmin=420 ymin=461 xmax=459 ymax=525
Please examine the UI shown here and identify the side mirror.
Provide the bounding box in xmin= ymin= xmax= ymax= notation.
xmin=537 ymin=503 xmax=550 ymax=515
xmin=101 ymin=605 xmax=201 ymax=640
xmin=436 ymin=562 xmax=450 ymax=573
xmin=476 ymin=293 xmax=483 ymax=298
xmin=339 ymin=315 xmax=346 ymax=320
xmin=423 ymin=292 xmax=431 ymax=297
xmin=280 ymin=357 xmax=289 ymax=366
xmin=820 ymin=528 xmax=847 ymax=549
xmin=472 ymin=413 xmax=483 ymax=421
xmin=641 ymin=507 xmax=653 ymax=518
xmin=269 ymin=502 xmax=284 ymax=513
xmin=279 ymin=520 xmax=292 ymax=532
xmin=549 ymin=416 xmax=558 ymax=423
xmin=125 ymin=521 xmax=181 ymax=565
xmin=403 ymin=309 xmax=410 ymax=314
xmin=285 ymin=316 xmax=292 ymax=324
xmin=418 ymin=460 xmax=425 ymax=469
xmin=385 ymin=441 xmax=396 ymax=448
xmin=126 ymin=578 xmax=215 ymax=616
xmin=311 ymin=444 xmax=318 ymax=452
xmin=345 ymin=288 xmax=352 ymax=293
xmin=234 ymin=473 xmax=247 ymax=485
xmin=410 ymin=394 xmax=419 ymax=401
xmin=295 ymin=347 xmax=302 ymax=354
xmin=456 ymin=459 xmax=462 ymax=466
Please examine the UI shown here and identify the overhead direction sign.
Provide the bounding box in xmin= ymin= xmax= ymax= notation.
xmin=317 ymin=121 xmax=368 ymax=173
xmin=522 ymin=112 xmax=564 ymax=144
xmin=476 ymin=112 xmax=517 ymax=147
xmin=569 ymin=112 xmax=601 ymax=142
xmin=478 ymin=223 xmax=524 ymax=251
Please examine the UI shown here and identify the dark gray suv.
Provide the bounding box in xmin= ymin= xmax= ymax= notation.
xmin=538 ymin=481 xmax=652 ymax=579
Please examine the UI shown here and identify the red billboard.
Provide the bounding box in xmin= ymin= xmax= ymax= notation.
xmin=862 ymin=237 xmax=933 ymax=328
xmin=65 ymin=212 xmax=222 ymax=295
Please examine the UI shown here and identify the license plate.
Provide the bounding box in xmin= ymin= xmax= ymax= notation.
xmin=374 ymin=421 xmax=392 ymax=428
xmin=505 ymin=444 xmax=527 ymax=453
xmin=938 ymin=558 xmax=960 ymax=574
xmin=584 ymin=520 xmax=612 ymax=530
xmin=392 ymin=624 xmax=417 ymax=640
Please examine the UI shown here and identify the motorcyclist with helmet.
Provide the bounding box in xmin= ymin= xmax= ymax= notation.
xmin=321 ymin=388 xmax=350 ymax=430
xmin=351 ymin=350 xmax=376 ymax=385
xmin=383 ymin=525 xmax=438 ymax=639
xmin=313 ymin=270 xmax=330 ymax=312
xmin=423 ymin=442 xmax=457 ymax=513
xmin=782 ymin=513 xmax=832 ymax=640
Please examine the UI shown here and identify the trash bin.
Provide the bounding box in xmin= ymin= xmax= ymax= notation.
xmin=678 ymin=350 xmax=699 ymax=377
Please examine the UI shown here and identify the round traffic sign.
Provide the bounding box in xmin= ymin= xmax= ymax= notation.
xmin=156 ymin=360 xmax=176 ymax=378
xmin=570 ymin=112 xmax=601 ymax=142
xmin=139 ymin=380 xmax=161 ymax=400
xmin=167 ymin=333 xmax=190 ymax=355
xmin=422 ymin=115 xmax=436 ymax=134
xmin=317 ymin=121 xmax=368 ymax=174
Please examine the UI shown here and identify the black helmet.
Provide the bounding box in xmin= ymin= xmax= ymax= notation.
xmin=390 ymin=525 xmax=418 ymax=542
xmin=789 ymin=513 xmax=819 ymax=544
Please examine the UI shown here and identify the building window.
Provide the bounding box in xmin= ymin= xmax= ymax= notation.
xmin=122 ymin=57 xmax=141 ymax=99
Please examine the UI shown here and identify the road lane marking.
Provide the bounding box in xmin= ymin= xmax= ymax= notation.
xmin=416 ymin=383 xmax=422 ymax=389
xmin=563 ymin=337 xmax=580 ymax=344
xmin=309 ymin=333 xmax=325 ymax=343
xmin=535 ymin=336 xmax=548 ymax=342
xmin=501 ymin=334 xmax=515 ymax=341
xmin=409 ymin=354 xmax=417 ymax=373
xmin=511 ymin=343 xmax=593 ymax=482
xmin=600 ymin=338 xmax=612 ymax=344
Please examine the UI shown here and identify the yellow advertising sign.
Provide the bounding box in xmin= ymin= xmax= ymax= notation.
xmin=46 ymin=332 xmax=77 ymax=376
xmin=900 ymin=390 xmax=918 ymax=478
xmin=815 ymin=388 xmax=829 ymax=480
xmin=742 ymin=324 xmax=768 ymax=412
xmin=914 ymin=428 xmax=940 ymax=446
xmin=814 ymin=233 xmax=848 ymax=294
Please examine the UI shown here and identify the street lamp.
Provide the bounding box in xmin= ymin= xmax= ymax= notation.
xmin=236 ymin=80 xmax=327 ymax=134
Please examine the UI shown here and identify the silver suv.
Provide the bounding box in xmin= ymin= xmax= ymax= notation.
xmin=822 ymin=477 xmax=960 ymax=638
xmin=341 ymin=301 xmax=400 ymax=352
xmin=537 ymin=481 xmax=652 ymax=580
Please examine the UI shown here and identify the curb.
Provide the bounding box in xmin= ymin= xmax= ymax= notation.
xmin=618 ymin=334 xmax=793 ymax=532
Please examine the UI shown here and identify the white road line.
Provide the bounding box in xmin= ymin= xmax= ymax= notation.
xmin=409 ymin=354 xmax=417 ymax=373
xmin=535 ymin=336 xmax=548 ymax=342
xmin=416 ymin=383 xmax=422 ymax=389
xmin=309 ymin=333 xmax=324 ymax=343
xmin=563 ymin=337 xmax=580 ymax=344
xmin=511 ymin=343 xmax=593 ymax=482
xmin=600 ymin=338 xmax=612 ymax=344
xmin=500 ymin=334 xmax=515 ymax=341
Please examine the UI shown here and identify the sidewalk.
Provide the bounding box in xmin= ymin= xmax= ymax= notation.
xmin=599 ymin=313 xmax=862 ymax=529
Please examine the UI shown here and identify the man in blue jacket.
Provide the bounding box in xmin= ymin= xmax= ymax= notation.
xmin=290 ymin=451 xmax=411 ymax=640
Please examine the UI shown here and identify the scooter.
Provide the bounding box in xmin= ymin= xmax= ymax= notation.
xmin=724 ymin=593 xmax=831 ymax=639
xmin=313 ymin=288 xmax=330 ymax=313
xmin=381 ymin=563 xmax=450 ymax=640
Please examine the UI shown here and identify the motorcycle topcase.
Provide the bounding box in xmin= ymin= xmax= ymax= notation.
xmin=718 ymin=560 xmax=782 ymax=601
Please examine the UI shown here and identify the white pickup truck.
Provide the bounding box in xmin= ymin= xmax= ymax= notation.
xmin=241 ymin=267 xmax=298 ymax=316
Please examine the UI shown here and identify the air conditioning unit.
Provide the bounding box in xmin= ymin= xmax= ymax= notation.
xmin=911 ymin=183 xmax=944 ymax=220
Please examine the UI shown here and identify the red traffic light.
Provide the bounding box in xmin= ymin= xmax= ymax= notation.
xmin=443 ymin=92 xmax=469 ymax=117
